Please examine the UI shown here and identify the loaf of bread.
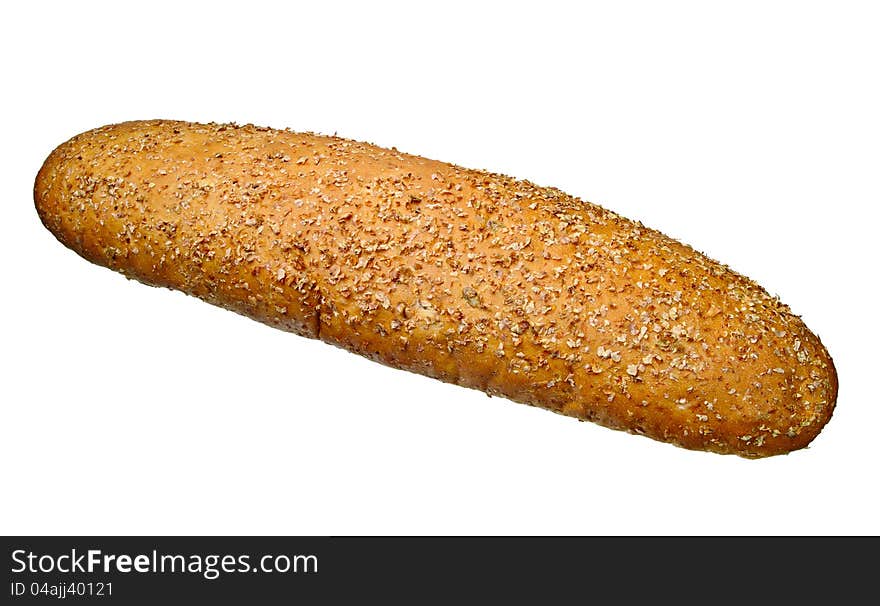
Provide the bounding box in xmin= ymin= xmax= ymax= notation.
xmin=34 ymin=120 xmax=836 ymax=457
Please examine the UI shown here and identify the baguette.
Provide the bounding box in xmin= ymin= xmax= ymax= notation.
xmin=34 ymin=120 xmax=837 ymax=457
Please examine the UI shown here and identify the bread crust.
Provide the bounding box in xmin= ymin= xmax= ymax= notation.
xmin=34 ymin=120 xmax=837 ymax=457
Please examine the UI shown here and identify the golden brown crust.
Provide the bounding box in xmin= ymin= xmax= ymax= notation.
xmin=34 ymin=120 xmax=837 ymax=457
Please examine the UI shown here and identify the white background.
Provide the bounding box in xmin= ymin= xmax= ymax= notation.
xmin=2 ymin=1 xmax=878 ymax=535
